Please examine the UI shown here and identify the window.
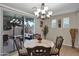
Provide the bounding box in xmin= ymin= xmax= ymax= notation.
xmin=63 ymin=17 xmax=70 ymax=28
xmin=52 ymin=19 xmax=57 ymax=29
xmin=24 ymin=18 xmax=35 ymax=33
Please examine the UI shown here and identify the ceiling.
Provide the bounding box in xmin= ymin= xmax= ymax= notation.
xmin=1 ymin=3 xmax=79 ymax=16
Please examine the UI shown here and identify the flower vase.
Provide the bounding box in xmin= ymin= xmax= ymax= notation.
xmin=70 ymin=29 xmax=78 ymax=48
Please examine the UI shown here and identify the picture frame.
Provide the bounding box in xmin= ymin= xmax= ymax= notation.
xmin=58 ymin=19 xmax=61 ymax=28
xmin=40 ymin=21 xmax=43 ymax=27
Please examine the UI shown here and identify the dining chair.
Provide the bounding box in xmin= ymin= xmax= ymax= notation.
xmin=26 ymin=48 xmax=32 ymax=56
xmin=27 ymin=46 xmax=51 ymax=56
xmin=50 ymin=36 xmax=64 ymax=56
xmin=14 ymin=37 xmax=28 ymax=56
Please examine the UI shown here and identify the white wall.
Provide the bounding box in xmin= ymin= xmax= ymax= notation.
xmin=35 ymin=12 xmax=79 ymax=48
xmin=0 ymin=7 xmax=3 ymax=55
xmin=76 ymin=12 xmax=79 ymax=48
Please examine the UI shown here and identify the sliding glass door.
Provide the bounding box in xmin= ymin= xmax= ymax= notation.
xmin=3 ymin=10 xmax=24 ymax=55
xmin=3 ymin=9 xmax=35 ymax=55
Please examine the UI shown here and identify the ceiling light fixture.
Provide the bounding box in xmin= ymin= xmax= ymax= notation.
xmin=34 ymin=3 xmax=53 ymax=20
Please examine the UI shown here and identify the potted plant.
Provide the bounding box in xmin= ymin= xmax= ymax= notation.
xmin=42 ymin=25 xmax=49 ymax=39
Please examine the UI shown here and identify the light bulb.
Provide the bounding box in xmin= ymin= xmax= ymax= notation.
xmin=44 ymin=6 xmax=48 ymax=11
xmin=37 ymin=9 xmax=41 ymax=13
xmin=48 ymin=11 xmax=52 ymax=15
xmin=47 ymin=14 xmax=50 ymax=18
xmin=34 ymin=11 xmax=39 ymax=17
xmin=41 ymin=10 xmax=46 ymax=14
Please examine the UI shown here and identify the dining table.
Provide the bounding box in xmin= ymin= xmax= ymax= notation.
xmin=24 ymin=39 xmax=54 ymax=48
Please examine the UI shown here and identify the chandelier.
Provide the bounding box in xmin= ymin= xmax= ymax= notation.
xmin=34 ymin=3 xmax=53 ymax=20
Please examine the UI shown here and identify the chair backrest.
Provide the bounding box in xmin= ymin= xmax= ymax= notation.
xmin=27 ymin=46 xmax=51 ymax=56
xmin=27 ymin=48 xmax=32 ymax=56
xmin=13 ymin=37 xmax=22 ymax=54
xmin=55 ymin=36 xmax=64 ymax=50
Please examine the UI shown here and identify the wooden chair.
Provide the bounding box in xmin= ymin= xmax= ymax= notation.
xmin=26 ymin=48 xmax=32 ymax=56
xmin=51 ymin=36 xmax=64 ymax=56
xmin=27 ymin=46 xmax=51 ymax=56
xmin=14 ymin=37 xmax=28 ymax=56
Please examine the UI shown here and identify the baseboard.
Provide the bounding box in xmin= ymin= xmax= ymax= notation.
xmin=63 ymin=43 xmax=79 ymax=49
xmin=63 ymin=43 xmax=72 ymax=47
xmin=75 ymin=45 xmax=79 ymax=48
